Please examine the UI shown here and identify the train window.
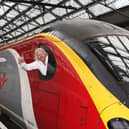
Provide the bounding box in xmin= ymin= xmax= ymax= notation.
xmin=38 ymin=44 xmax=57 ymax=80
xmin=88 ymin=36 xmax=129 ymax=82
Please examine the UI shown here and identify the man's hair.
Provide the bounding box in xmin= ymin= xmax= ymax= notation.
xmin=34 ymin=48 xmax=47 ymax=60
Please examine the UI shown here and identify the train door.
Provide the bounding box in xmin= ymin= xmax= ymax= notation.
xmin=32 ymin=40 xmax=60 ymax=129
xmin=14 ymin=41 xmax=38 ymax=129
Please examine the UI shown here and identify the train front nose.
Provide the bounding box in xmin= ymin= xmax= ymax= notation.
xmin=96 ymin=101 xmax=129 ymax=129
xmin=107 ymin=118 xmax=129 ymax=129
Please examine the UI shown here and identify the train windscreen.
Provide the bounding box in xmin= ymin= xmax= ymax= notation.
xmin=87 ymin=36 xmax=129 ymax=82
xmin=52 ymin=30 xmax=129 ymax=106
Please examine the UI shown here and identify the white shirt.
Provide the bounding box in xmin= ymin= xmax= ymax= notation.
xmin=20 ymin=56 xmax=48 ymax=76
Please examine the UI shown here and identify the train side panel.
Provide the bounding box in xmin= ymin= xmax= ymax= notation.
xmin=0 ymin=35 xmax=106 ymax=129
xmin=14 ymin=36 xmax=105 ymax=129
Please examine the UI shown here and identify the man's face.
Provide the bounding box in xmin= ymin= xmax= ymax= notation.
xmin=36 ymin=49 xmax=46 ymax=61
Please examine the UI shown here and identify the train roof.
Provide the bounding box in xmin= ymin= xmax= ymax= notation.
xmin=51 ymin=19 xmax=129 ymax=40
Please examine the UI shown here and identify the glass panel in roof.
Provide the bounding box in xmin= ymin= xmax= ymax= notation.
xmin=89 ymin=4 xmax=111 ymax=16
xmin=66 ymin=0 xmax=80 ymax=8
xmin=0 ymin=8 xmax=5 ymax=15
xmin=2 ymin=5 xmax=9 ymax=12
xmin=88 ymin=0 xmax=129 ymax=16
xmin=53 ymin=8 xmax=67 ymax=16
xmin=0 ymin=20 xmax=7 ymax=26
xmin=5 ymin=2 xmax=15 ymax=6
xmin=6 ymin=10 xmax=19 ymax=17
xmin=6 ymin=13 xmax=16 ymax=18
xmin=17 ymin=4 xmax=28 ymax=11
xmin=26 ymin=24 xmax=36 ymax=30
xmin=35 ymin=17 xmax=44 ymax=24
xmin=15 ymin=29 xmax=24 ymax=34
xmin=29 ymin=21 xmax=39 ymax=27
xmin=44 ymin=13 xmax=56 ymax=22
xmin=21 ymin=25 xmax=29 ymax=32
xmin=26 ymin=9 xmax=41 ymax=17
xmin=79 ymin=0 xmax=92 ymax=5
xmin=48 ymin=0 xmax=62 ymax=4
xmin=113 ymin=0 xmax=129 ymax=9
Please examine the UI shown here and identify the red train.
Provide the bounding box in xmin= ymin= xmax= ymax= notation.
xmin=0 ymin=19 xmax=129 ymax=129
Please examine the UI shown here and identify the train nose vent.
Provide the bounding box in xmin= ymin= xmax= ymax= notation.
xmin=107 ymin=118 xmax=129 ymax=129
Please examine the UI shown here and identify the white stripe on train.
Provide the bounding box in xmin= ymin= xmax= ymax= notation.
xmin=7 ymin=48 xmax=38 ymax=129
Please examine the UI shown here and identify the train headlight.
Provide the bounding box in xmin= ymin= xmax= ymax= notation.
xmin=108 ymin=118 xmax=129 ymax=129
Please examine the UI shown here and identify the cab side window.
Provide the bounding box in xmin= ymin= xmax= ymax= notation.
xmin=38 ymin=44 xmax=57 ymax=80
